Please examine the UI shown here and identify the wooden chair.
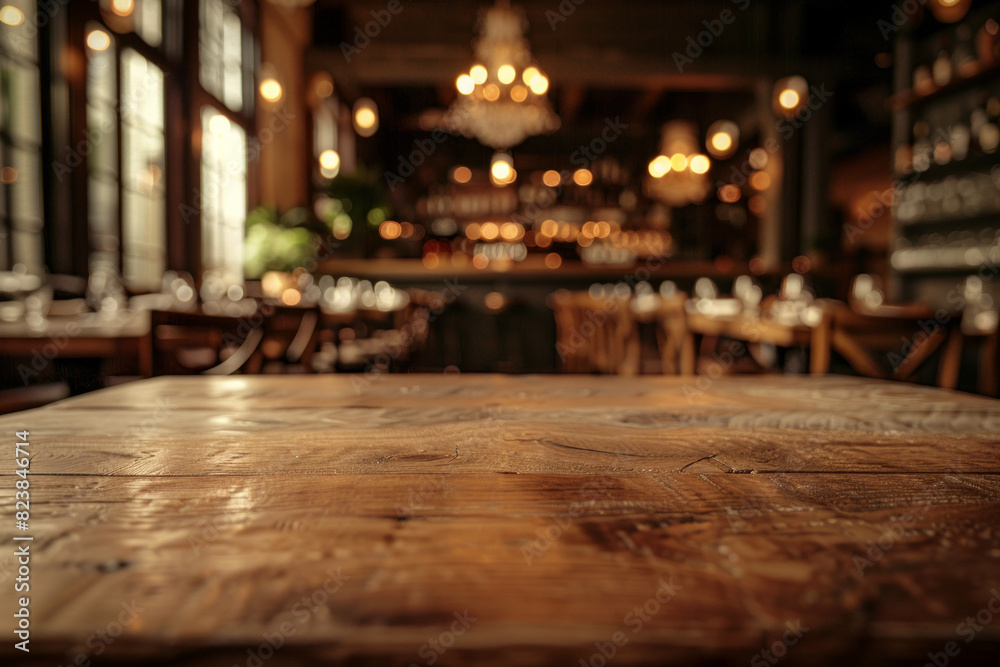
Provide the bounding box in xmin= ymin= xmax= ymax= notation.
xmin=936 ymin=307 xmax=998 ymax=396
xmin=548 ymin=289 xmax=639 ymax=375
xmin=147 ymin=309 xmax=264 ymax=377
xmin=654 ymin=292 xmax=689 ymax=374
xmin=821 ymin=301 xmax=961 ymax=386
xmin=247 ymin=304 xmax=321 ymax=374
xmin=334 ymin=291 xmax=436 ymax=373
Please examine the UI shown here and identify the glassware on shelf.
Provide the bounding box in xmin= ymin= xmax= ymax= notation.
xmin=932 ymin=51 xmax=953 ymax=87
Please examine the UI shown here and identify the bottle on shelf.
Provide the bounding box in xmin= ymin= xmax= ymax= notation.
xmin=933 ymin=50 xmax=953 ymax=87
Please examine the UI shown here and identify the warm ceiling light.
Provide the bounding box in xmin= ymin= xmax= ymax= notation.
xmin=710 ymin=133 xmax=732 ymax=153
xmin=481 ymin=222 xmax=500 ymax=240
xmin=87 ymin=29 xmax=111 ymax=51
xmin=208 ymin=114 xmax=230 ymax=137
xmin=491 ymin=160 xmax=512 ymax=182
xmin=319 ymin=149 xmax=341 ymax=178
xmin=689 ymin=154 xmax=711 ymax=174
xmin=930 ymin=0 xmax=971 ymax=23
xmin=355 ymin=108 xmax=375 ymax=130
xmin=669 ymin=154 xmax=688 ymax=171
xmin=522 ymin=66 xmax=540 ymax=85
xmin=490 ymin=152 xmax=514 ymax=185
xmin=452 ymin=166 xmax=472 ymax=184
xmin=528 ymin=74 xmax=549 ymax=95
xmin=573 ymin=168 xmax=593 ymax=186
xmin=648 ymin=155 xmax=671 ymax=178
xmin=111 ymin=0 xmax=134 ymax=17
xmin=0 ymin=5 xmax=24 ymax=25
xmin=774 ymin=75 xmax=808 ymax=115
xmin=500 ymin=222 xmax=521 ymax=241
xmin=483 ymin=84 xmax=500 ymax=101
xmin=353 ymin=98 xmax=378 ymax=137
xmin=470 ymin=65 xmax=488 ymax=85
xmin=498 ymin=64 xmax=516 ymax=84
xmin=259 ymin=78 xmax=282 ymax=102
xmin=510 ymin=85 xmax=528 ymax=103
xmin=542 ymin=170 xmax=561 ymax=187
xmin=778 ymin=89 xmax=800 ymax=110
xmin=707 ymin=119 xmax=740 ymax=158
xmin=456 ymin=74 xmax=475 ymax=95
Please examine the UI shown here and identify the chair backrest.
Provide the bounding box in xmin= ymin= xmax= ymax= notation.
xmin=248 ymin=304 xmax=321 ymax=374
xmin=824 ymin=301 xmax=958 ymax=384
xmin=148 ymin=309 xmax=263 ymax=376
xmin=548 ymin=289 xmax=638 ymax=375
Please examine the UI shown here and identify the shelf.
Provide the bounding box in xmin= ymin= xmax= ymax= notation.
xmin=896 ymin=211 xmax=1000 ymax=230
xmin=893 ymin=152 xmax=1000 ymax=182
xmin=888 ymin=59 xmax=1000 ymax=111
xmin=891 ymin=244 xmax=1000 ymax=272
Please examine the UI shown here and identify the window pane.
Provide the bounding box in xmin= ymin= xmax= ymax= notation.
xmin=0 ymin=0 xmax=42 ymax=273
xmin=134 ymin=0 xmax=163 ymax=48
xmin=86 ymin=25 xmax=119 ymax=272
xmin=121 ymin=49 xmax=165 ymax=291
xmin=200 ymin=106 xmax=246 ymax=284
xmin=1 ymin=61 xmax=40 ymax=145
xmin=0 ymin=0 xmax=37 ymax=61
xmin=200 ymin=0 xmax=243 ymax=112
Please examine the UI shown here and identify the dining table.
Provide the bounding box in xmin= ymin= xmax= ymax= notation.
xmin=0 ymin=310 xmax=153 ymax=392
xmin=1 ymin=373 xmax=998 ymax=665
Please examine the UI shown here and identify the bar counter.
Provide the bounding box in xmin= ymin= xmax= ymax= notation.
xmin=1 ymin=374 xmax=999 ymax=665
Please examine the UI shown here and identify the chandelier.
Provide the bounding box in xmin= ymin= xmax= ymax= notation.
xmin=645 ymin=121 xmax=712 ymax=208
xmin=445 ymin=0 xmax=560 ymax=150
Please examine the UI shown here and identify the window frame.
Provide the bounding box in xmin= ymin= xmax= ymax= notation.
xmin=55 ymin=0 xmax=260 ymax=289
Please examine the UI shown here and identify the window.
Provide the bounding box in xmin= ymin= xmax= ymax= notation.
xmin=0 ymin=0 xmax=43 ymax=273
xmin=199 ymin=0 xmax=251 ymax=286
xmin=85 ymin=24 xmax=119 ymax=272
xmin=82 ymin=2 xmax=168 ymax=291
xmin=121 ymin=49 xmax=165 ymax=291
xmin=133 ymin=0 xmax=162 ymax=48
xmin=200 ymin=106 xmax=246 ymax=283
xmin=200 ymin=0 xmax=244 ymax=113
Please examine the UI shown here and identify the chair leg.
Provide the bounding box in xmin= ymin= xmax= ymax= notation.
xmin=980 ymin=332 xmax=998 ymax=397
xmin=935 ymin=328 xmax=963 ymax=390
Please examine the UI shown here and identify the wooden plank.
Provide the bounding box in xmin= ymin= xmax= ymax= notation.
xmin=0 ymin=375 xmax=998 ymax=665
xmin=2 ymin=473 xmax=999 ymax=664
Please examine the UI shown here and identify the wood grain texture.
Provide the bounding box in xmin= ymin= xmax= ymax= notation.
xmin=1 ymin=374 xmax=999 ymax=666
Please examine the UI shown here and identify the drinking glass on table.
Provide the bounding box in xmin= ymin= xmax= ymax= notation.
xmin=24 ymin=286 xmax=52 ymax=330
xmin=87 ymin=262 xmax=128 ymax=319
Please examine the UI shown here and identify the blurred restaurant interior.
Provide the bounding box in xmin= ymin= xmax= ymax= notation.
xmin=0 ymin=0 xmax=999 ymax=399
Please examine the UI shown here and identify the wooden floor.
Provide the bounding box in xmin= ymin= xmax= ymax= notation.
xmin=2 ymin=374 xmax=999 ymax=666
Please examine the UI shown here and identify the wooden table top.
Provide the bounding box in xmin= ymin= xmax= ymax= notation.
xmin=0 ymin=310 xmax=149 ymax=342
xmin=1 ymin=374 xmax=999 ymax=666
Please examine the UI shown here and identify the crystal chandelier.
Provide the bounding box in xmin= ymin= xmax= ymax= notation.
xmin=445 ymin=0 xmax=560 ymax=150
xmin=645 ymin=121 xmax=712 ymax=208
